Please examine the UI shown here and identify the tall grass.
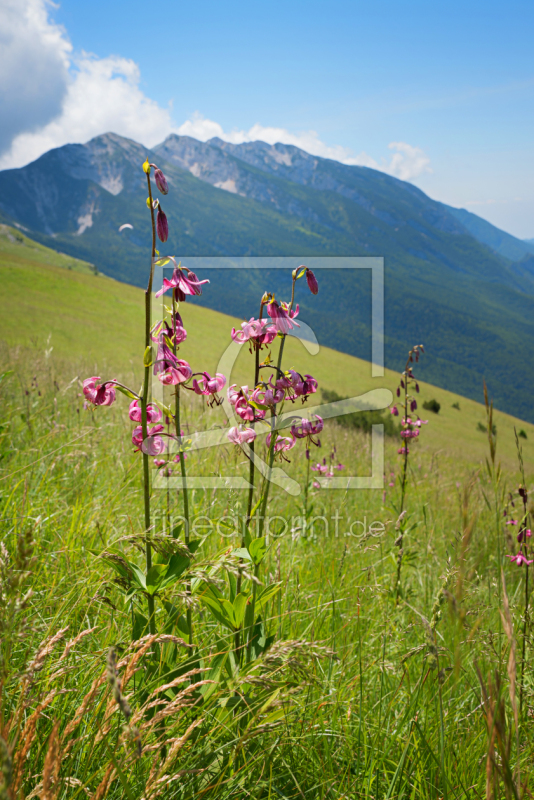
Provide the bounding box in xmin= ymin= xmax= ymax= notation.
xmin=0 ymin=345 xmax=533 ymax=799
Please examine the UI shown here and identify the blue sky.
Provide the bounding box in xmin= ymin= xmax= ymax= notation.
xmin=2 ymin=0 xmax=533 ymax=237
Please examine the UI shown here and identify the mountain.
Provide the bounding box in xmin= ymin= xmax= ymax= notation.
xmin=1 ymin=132 xmax=534 ymax=421
xmin=440 ymin=205 xmax=534 ymax=262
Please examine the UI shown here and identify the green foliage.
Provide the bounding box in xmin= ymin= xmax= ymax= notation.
xmin=519 ymin=428 xmax=528 ymax=439
xmin=423 ymin=398 xmax=441 ymax=414
xmin=321 ymin=387 xmax=399 ymax=436
xmin=452 ymin=401 xmax=460 ymax=409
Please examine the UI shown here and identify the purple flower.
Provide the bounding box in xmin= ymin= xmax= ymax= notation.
xmin=231 ymin=317 xmax=277 ymax=345
xmin=157 ymin=207 xmax=168 ymax=243
xmin=132 ymin=424 xmax=166 ymax=455
xmin=306 ymin=268 xmax=319 ymax=295
xmin=192 ymin=372 xmax=226 ymax=396
xmin=291 ymin=414 xmax=324 ymax=445
xmin=83 ymin=376 xmax=117 ymax=407
xmin=156 ymin=265 xmax=209 ymax=301
xmin=158 ymin=360 xmax=192 ymax=385
xmin=128 ymin=399 xmax=162 ymax=423
xmin=154 ymin=168 xmax=168 ymax=194
xmin=506 ymin=553 xmax=534 ymax=566
xmin=266 ymin=300 xmax=299 ymax=335
xmin=228 ymin=425 xmax=256 ymax=445
xmin=391 ymin=406 xmax=399 ymax=416
xmin=266 ymin=431 xmax=296 ymax=453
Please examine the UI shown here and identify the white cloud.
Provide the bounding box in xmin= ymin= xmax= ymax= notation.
xmin=0 ymin=52 xmax=173 ymax=169
xmin=0 ymin=0 xmax=173 ymax=169
xmin=0 ymin=0 xmax=71 ymax=153
xmin=386 ymin=141 xmax=432 ymax=181
xmin=0 ymin=2 xmax=431 ymax=184
xmin=176 ymin=113 xmax=431 ymax=181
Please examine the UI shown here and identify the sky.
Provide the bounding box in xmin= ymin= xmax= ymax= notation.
xmin=1 ymin=0 xmax=533 ymax=238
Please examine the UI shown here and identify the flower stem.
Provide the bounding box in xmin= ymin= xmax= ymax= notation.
xmin=396 ymin=353 xmax=411 ymax=604
xmin=142 ymin=169 xmax=157 ymax=636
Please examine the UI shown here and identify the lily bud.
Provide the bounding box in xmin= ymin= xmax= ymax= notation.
xmin=306 ymin=268 xmax=319 ymax=295
xmin=154 ymin=169 xmax=168 ymax=195
xmin=157 ymin=207 xmax=169 ymax=243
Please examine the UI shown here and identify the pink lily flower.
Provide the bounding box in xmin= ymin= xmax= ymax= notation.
xmin=228 ymin=425 xmax=257 ymax=445
xmin=266 ymin=300 xmax=299 ymax=335
xmin=132 ymin=424 xmax=166 ymax=454
xmin=293 ymin=374 xmax=318 ymax=397
xmin=266 ymin=431 xmax=296 ymax=453
xmin=158 ymin=360 xmax=192 ymax=385
xmin=291 ymin=414 xmax=324 ymax=440
xmin=83 ymin=376 xmax=117 ymax=407
xmin=231 ymin=318 xmax=277 ymax=345
xmin=506 ymin=553 xmax=534 ymax=566
xmin=155 ymin=265 xmax=209 ymax=300
xmin=227 ymin=384 xmax=247 ymax=406
xmin=128 ymin=399 xmax=162 ymax=423
xmin=192 ymin=372 xmax=226 ymax=396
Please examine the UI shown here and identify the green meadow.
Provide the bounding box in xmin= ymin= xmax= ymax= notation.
xmin=1 ymin=225 xmax=533 ymax=798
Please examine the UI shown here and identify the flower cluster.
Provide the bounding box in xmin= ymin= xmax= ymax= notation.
xmin=505 ymin=484 xmax=532 ymax=566
xmin=391 ymin=344 xmax=426 ymax=456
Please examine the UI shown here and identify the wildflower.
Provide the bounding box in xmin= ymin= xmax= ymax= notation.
xmin=251 ymin=380 xmax=284 ymax=407
xmin=159 ymin=360 xmax=192 ymax=385
xmin=132 ymin=424 xmax=166 ymax=455
xmin=83 ymin=377 xmax=117 ymax=407
xmin=306 ymin=268 xmax=319 ymax=295
xmin=128 ymin=399 xmax=162 ymax=423
xmin=153 ymin=168 xmax=168 ymax=194
xmin=155 ymin=265 xmax=209 ymax=300
xmin=398 ymin=446 xmax=409 ymax=455
xmin=192 ymin=372 xmax=226 ymax=396
xmin=291 ymin=414 xmax=323 ymax=446
xmin=228 ymin=425 xmax=256 ymax=445
xmin=156 ymin=207 xmax=168 ymax=242
xmin=313 ymin=480 xmax=321 ymax=489
xmin=266 ymin=300 xmax=299 ymax=335
xmin=231 ymin=318 xmax=277 ymax=345
xmin=391 ymin=406 xmax=399 ymax=416
xmin=506 ymin=553 xmax=534 ymax=566
xmin=266 ymin=431 xmax=296 ymax=454
xmin=154 ymin=458 xmax=166 ymax=467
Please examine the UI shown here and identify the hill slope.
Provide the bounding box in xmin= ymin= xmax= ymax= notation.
xmin=1 ymin=134 xmax=534 ymax=421
xmin=1 ymin=224 xmax=532 ymax=470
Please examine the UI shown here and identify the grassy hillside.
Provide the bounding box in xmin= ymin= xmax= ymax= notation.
xmin=1 ymin=224 xmax=533 ymax=473
xmin=3 ymin=133 xmax=534 ymax=423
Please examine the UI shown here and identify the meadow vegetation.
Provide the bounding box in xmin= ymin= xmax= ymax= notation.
xmin=1 ymin=203 xmax=534 ymax=797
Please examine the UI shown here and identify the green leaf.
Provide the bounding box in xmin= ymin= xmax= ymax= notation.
xmin=159 ymin=551 xmax=191 ymax=589
xmin=114 ymin=385 xmax=138 ymax=400
xmin=233 ymin=592 xmax=249 ymax=628
xmin=256 ymin=582 xmax=281 ymax=612
xmin=249 ymin=536 xmax=267 ymax=565
xmin=143 ymin=346 xmax=153 ymax=367
xmin=232 ymin=547 xmax=252 ymax=561
xmin=221 ymin=599 xmax=236 ymax=628
xmin=146 ymin=564 xmax=167 ymax=595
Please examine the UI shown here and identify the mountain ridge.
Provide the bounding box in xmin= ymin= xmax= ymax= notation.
xmin=1 ymin=131 xmax=534 ymax=421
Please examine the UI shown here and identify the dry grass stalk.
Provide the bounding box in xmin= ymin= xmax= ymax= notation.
xmin=121 ymin=634 xmax=190 ymax=688
xmin=25 ymin=628 xmax=69 ymax=685
xmin=40 ymin=722 xmax=60 ymax=800
xmin=12 ymin=690 xmax=58 ymax=796
xmin=58 ymin=627 xmax=98 ymax=663
xmin=62 ymin=673 xmax=107 ymax=747
xmin=91 ymin=764 xmax=115 ymax=800
xmin=145 ymin=717 xmax=203 ymax=798
xmin=139 ymin=681 xmax=211 ymax=727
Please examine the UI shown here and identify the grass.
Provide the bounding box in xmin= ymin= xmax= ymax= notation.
xmin=1 ymin=228 xmax=533 ymax=798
